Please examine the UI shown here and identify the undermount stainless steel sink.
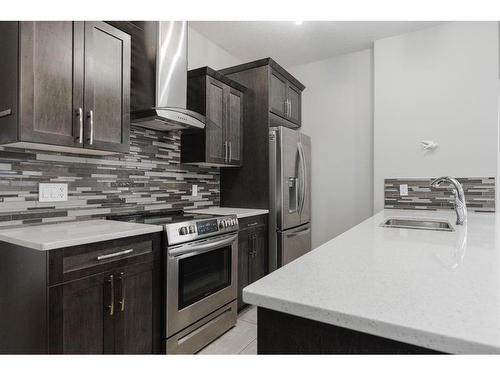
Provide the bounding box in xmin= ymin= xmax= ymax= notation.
xmin=381 ymin=217 xmax=454 ymax=232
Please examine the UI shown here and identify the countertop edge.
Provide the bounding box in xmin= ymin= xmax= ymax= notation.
xmin=187 ymin=207 xmax=269 ymax=219
xmin=0 ymin=223 xmax=163 ymax=251
xmin=242 ymin=290 xmax=500 ymax=354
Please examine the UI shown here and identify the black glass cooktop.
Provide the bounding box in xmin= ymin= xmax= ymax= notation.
xmin=107 ymin=210 xmax=219 ymax=226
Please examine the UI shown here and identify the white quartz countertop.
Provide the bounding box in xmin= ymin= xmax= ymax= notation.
xmin=243 ymin=209 xmax=500 ymax=354
xmin=0 ymin=220 xmax=163 ymax=251
xmin=187 ymin=207 xmax=269 ymax=219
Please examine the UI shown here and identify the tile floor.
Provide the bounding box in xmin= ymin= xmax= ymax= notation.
xmin=198 ymin=305 xmax=257 ymax=355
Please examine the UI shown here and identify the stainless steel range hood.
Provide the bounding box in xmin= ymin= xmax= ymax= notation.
xmin=131 ymin=21 xmax=205 ymax=131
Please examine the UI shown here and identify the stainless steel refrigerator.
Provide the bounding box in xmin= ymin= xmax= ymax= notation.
xmin=269 ymin=126 xmax=311 ymax=271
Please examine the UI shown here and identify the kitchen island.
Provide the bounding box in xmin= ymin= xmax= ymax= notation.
xmin=243 ymin=209 xmax=500 ymax=354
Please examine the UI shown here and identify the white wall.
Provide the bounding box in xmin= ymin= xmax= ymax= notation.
xmin=289 ymin=49 xmax=374 ymax=248
xmin=374 ymin=22 xmax=499 ymax=212
xmin=188 ymin=26 xmax=242 ymax=70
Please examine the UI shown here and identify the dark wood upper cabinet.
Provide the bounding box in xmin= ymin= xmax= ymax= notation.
xmin=220 ymin=57 xmax=305 ymax=130
xmin=18 ymin=22 xmax=84 ymax=148
xmin=84 ymin=22 xmax=130 ymax=153
xmin=0 ymin=21 xmax=130 ymax=154
xmin=286 ymin=82 xmax=302 ymax=126
xmin=205 ymin=76 xmax=226 ymax=164
xmin=182 ymin=66 xmax=245 ymax=167
xmin=270 ymin=70 xmax=288 ymax=118
xmin=226 ymin=88 xmax=243 ymax=165
xmin=219 ymin=58 xmax=305 ymax=209
xmin=269 ymin=68 xmax=303 ymax=127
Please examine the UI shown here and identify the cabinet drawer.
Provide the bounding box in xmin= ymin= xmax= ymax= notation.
xmin=63 ymin=240 xmax=152 ymax=273
xmin=48 ymin=233 xmax=159 ymax=286
xmin=238 ymin=215 xmax=267 ymax=231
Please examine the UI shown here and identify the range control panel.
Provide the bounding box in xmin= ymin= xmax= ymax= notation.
xmin=166 ymin=215 xmax=239 ymax=246
xmin=196 ymin=219 xmax=219 ymax=235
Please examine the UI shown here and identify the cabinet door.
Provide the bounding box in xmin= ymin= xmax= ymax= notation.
xmin=205 ymin=76 xmax=226 ymax=164
xmin=237 ymin=230 xmax=251 ymax=310
xmin=84 ymin=21 xmax=130 ymax=153
xmin=287 ymin=83 xmax=302 ymax=126
xmin=249 ymin=226 xmax=268 ymax=283
xmin=269 ymin=70 xmax=287 ymax=118
xmin=48 ymin=272 xmax=114 ymax=354
xmin=19 ymin=22 xmax=84 ymax=147
xmin=113 ymin=262 xmax=157 ymax=354
xmin=226 ymin=87 xmax=243 ymax=166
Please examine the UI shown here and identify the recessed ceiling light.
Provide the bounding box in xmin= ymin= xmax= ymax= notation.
xmin=295 ymin=21 xmax=303 ymax=25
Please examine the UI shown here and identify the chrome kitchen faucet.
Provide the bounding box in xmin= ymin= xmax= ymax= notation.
xmin=430 ymin=176 xmax=467 ymax=225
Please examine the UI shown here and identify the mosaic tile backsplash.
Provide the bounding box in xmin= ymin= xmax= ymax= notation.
xmin=0 ymin=126 xmax=219 ymax=227
xmin=384 ymin=177 xmax=495 ymax=213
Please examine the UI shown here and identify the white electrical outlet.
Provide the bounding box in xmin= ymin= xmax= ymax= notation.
xmin=399 ymin=184 xmax=409 ymax=196
xmin=39 ymin=183 xmax=68 ymax=202
xmin=192 ymin=184 xmax=198 ymax=197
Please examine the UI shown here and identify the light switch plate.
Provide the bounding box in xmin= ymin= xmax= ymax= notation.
xmin=192 ymin=184 xmax=198 ymax=197
xmin=39 ymin=183 xmax=68 ymax=202
xmin=399 ymin=184 xmax=409 ymax=196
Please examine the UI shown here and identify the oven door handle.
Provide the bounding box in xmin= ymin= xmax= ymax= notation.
xmin=168 ymin=233 xmax=238 ymax=258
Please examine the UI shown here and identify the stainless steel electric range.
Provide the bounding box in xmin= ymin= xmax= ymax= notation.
xmin=110 ymin=210 xmax=239 ymax=354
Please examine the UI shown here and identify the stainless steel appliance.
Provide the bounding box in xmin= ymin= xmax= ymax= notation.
xmin=269 ymin=126 xmax=311 ymax=271
xmin=126 ymin=21 xmax=206 ymax=131
xmin=109 ymin=211 xmax=239 ymax=354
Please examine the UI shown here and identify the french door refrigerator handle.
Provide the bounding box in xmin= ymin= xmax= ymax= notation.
xmin=286 ymin=226 xmax=310 ymax=237
xmin=298 ymin=142 xmax=306 ymax=215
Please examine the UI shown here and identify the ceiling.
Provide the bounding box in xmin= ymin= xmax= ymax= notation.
xmin=189 ymin=21 xmax=446 ymax=67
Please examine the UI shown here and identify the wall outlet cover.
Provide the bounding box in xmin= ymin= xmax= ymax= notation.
xmin=399 ymin=184 xmax=409 ymax=196
xmin=39 ymin=183 xmax=68 ymax=202
xmin=192 ymin=184 xmax=198 ymax=197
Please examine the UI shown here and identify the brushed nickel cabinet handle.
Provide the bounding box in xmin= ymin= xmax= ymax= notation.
xmin=87 ymin=109 xmax=94 ymax=145
xmin=0 ymin=108 xmax=12 ymax=118
xmin=76 ymin=108 xmax=83 ymax=144
xmin=247 ymin=221 xmax=260 ymax=227
xmin=97 ymin=248 xmax=133 ymax=261
xmin=224 ymin=141 xmax=228 ymax=163
xmin=118 ymin=272 xmax=125 ymax=312
xmin=229 ymin=141 xmax=232 ymax=163
xmin=108 ymin=274 xmax=114 ymax=316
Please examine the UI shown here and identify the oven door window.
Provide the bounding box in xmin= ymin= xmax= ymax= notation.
xmin=178 ymin=245 xmax=232 ymax=309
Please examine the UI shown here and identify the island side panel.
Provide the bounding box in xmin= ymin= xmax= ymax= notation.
xmin=0 ymin=241 xmax=48 ymax=353
xmin=257 ymin=307 xmax=443 ymax=354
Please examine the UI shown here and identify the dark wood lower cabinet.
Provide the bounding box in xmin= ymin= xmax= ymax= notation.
xmin=0 ymin=233 xmax=162 ymax=354
xmin=237 ymin=231 xmax=251 ymax=310
xmin=257 ymin=308 xmax=443 ymax=354
xmin=237 ymin=215 xmax=269 ymax=310
xmin=114 ymin=262 xmax=156 ymax=354
xmin=49 ymin=272 xmax=113 ymax=354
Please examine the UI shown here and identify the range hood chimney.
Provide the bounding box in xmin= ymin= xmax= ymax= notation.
xmin=131 ymin=21 xmax=205 ymax=131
